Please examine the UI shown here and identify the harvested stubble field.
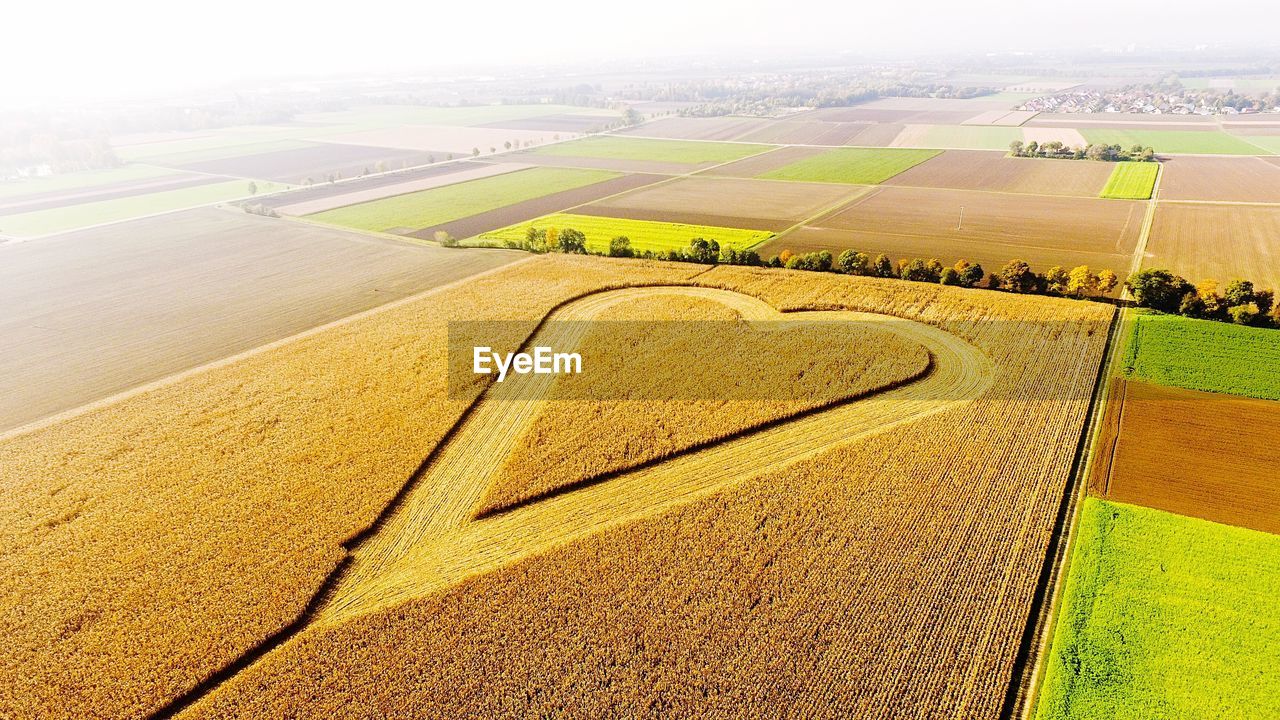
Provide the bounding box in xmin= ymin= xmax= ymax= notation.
xmin=532 ymin=135 xmax=771 ymax=165
xmin=758 ymin=147 xmax=940 ymax=184
xmin=167 ymin=262 xmax=1111 ymax=719
xmin=1089 ymin=379 xmax=1280 ymax=534
xmin=1156 ymin=155 xmax=1280 ymax=203
xmin=476 ymin=212 xmax=773 ymax=253
xmin=1036 ymin=499 xmax=1280 ymax=720
xmin=1144 ymin=203 xmax=1280 ymax=295
xmin=575 ymin=176 xmax=861 ymax=232
xmin=306 ymin=167 xmax=618 ymax=234
xmin=767 ymin=186 xmax=1141 ymax=287
xmin=0 ymin=255 xmax=708 ymax=720
xmin=883 ymin=150 xmax=1115 ymax=197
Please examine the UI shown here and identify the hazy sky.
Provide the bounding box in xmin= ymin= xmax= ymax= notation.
xmin=6 ymin=0 xmax=1278 ymax=103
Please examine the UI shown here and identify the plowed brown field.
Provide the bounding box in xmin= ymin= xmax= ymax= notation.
xmin=885 ymin=150 xmax=1114 ymax=197
xmin=1091 ymin=379 xmax=1280 ymax=534
xmin=1157 ymin=156 xmax=1280 ymax=203
xmin=1145 ymin=203 xmax=1280 ymax=290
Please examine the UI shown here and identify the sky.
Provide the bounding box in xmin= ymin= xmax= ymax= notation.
xmin=5 ymin=0 xmax=1279 ymax=104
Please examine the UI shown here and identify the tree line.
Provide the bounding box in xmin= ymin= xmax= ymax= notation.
xmin=1009 ymin=141 xmax=1156 ymax=162
xmin=1127 ymin=269 xmax=1280 ymax=328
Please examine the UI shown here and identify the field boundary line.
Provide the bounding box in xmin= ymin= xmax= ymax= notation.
xmin=765 ymin=186 xmax=879 ymax=248
xmin=0 ymin=252 xmax=530 ymax=443
xmin=1122 ymin=163 xmax=1163 ymax=300
xmin=1002 ymin=304 xmax=1122 ymax=720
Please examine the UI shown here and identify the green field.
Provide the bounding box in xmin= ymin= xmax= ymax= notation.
xmin=476 ymin=213 xmax=772 ymax=254
xmin=913 ymin=125 xmax=1026 ymax=151
xmin=532 ymin=136 xmax=771 ymax=164
xmin=1081 ymin=129 xmax=1269 ymax=156
xmin=0 ymin=164 xmax=183 ymax=201
xmin=307 ymin=167 xmax=618 ymax=234
xmin=758 ymin=148 xmax=940 ymax=184
xmin=0 ymin=179 xmax=285 ymax=237
xmin=1238 ymin=135 xmax=1280 ymax=154
xmin=1099 ymin=162 xmax=1159 ymax=199
xmin=1122 ymin=311 xmax=1280 ymax=400
xmin=1035 ymin=499 xmax=1280 ymax=720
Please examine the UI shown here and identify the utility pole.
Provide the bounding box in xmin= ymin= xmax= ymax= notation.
xmin=956 ymin=206 xmax=965 ymax=231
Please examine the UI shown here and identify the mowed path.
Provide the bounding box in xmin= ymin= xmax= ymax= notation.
xmin=319 ymin=286 xmax=994 ymax=624
xmin=0 ymin=207 xmax=519 ymax=432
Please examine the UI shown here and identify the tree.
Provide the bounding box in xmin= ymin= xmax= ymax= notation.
xmin=837 ymin=249 xmax=870 ymax=275
xmin=545 ymin=226 xmax=558 ymax=253
xmin=1223 ymin=279 xmax=1256 ymax=307
xmin=375 ymin=160 xmax=387 ymax=173
xmin=608 ymin=236 xmax=633 ymax=258
xmin=557 ymin=228 xmax=587 ymax=254
xmin=623 ymin=107 xmax=643 ymax=126
xmin=786 ymin=251 xmax=833 ymax=272
xmin=939 ymin=267 xmax=962 ymax=286
xmin=504 ymin=141 xmax=512 ymax=151
xmin=723 ymin=248 xmax=761 ymax=266
xmin=778 ymin=249 xmax=794 ymax=265
xmin=1097 ymin=270 xmax=1119 ymax=296
xmin=872 ymin=253 xmax=895 ymax=278
xmin=472 ymin=147 xmax=480 ymax=157
xmin=434 ymin=230 xmax=458 ymax=248
xmin=303 ymin=176 xmax=313 ymax=187
xmin=1228 ymin=302 xmax=1261 ymax=325
xmin=1254 ymin=289 xmax=1274 ymax=316
xmin=954 ymin=260 xmax=984 ymax=288
xmin=900 ymin=258 xmax=942 ymax=283
xmin=999 ymin=260 xmax=1039 ymax=294
xmin=1126 ymin=268 xmax=1193 ymax=312
xmin=247 ymin=181 xmax=258 ymax=195
xmin=1044 ymin=266 xmax=1070 ymax=294
xmin=1067 ymin=265 xmax=1099 ymax=297
xmin=489 ymin=146 xmax=496 ymax=154
xmin=1009 ymin=140 xmax=1025 ymax=157
xmin=688 ymin=238 xmax=720 ymax=264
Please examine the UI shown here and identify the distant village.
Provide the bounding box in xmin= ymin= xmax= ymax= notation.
xmin=1018 ymin=84 xmax=1280 ymax=115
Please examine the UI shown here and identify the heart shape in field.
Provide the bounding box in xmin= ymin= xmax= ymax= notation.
xmin=477 ymin=286 xmax=934 ymax=515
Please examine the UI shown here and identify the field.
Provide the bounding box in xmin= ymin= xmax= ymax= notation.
xmin=0 ymin=179 xmax=287 ymax=238
xmin=1144 ymin=203 xmax=1280 ymax=292
xmin=273 ymin=163 xmax=529 ymax=216
xmin=172 ymin=142 xmax=442 ymax=185
xmin=312 ymin=126 xmax=555 ymax=155
xmin=884 ymin=150 xmax=1115 ymax=197
xmin=1080 ymin=129 xmax=1268 ymax=155
xmin=1098 ymin=162 xmax=1159 ymax=199
xmin=476 ymin=212 xmax=774 ymax=253
xmin=0 ymin=255 xmax=1111 ymax=718
xmin=1035 ymin=499 xmax=1280 ymax=720
xmin=890 ymin=125 xmax=1024 ymax=150
xmin=758 ymin=148 xmax=940 ymax=184
xmin=306 ymin=167 xmax=618 ymax=234
xmin=0 ymin=171 xmax=222 ymax=216
xmin=1156 ymin=156 xmax=1280 ymax=202
xmin=0 ymin=207 xmax=516 ymax=431
xmin=1121 ymin=311 xmax=1280 ymax=400
xmin=532 ymin=135 xmax=771 ymax=164
xmin=575 ymin=176 xmax=861 ymax=231
xmin=0 ymin=164 xmax=182 ymax=202
xmin=1090 ymin=379 xmax=1280 ymax=534
xmin=618 ymin=116 xmax=774 ymax=141
xmin=768 ymin=186 xmax=1142 ymax=286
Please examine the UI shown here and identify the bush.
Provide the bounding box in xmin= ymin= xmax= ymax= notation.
xmin=1127 ymin=268 xmax=1194 ymax=313
xmin=607 ymin=236 xmax=633 ymax=258
xmin=1229 ymin=303 xmax=1261 ymax=326
xmin=837 ymin=249 xmax=870 ymax=275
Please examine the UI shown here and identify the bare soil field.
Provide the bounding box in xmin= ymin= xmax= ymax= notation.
xmin=962 ymin=110 xmax=1039 ymax=126
xmin=171 ymin=142 xmax=443 ymax=185
xmin=1091 ymin=379 xmax=1280 ymax=534
xmin=617 ymin=116 xmax=773 ymax=141
xmin=1145 ymin=203 xmax=1280 ymax=290
xmin=408 ymin=173 xmax=664 ymax=241
xmin=0 ymin=172 xmax=224 ymax=215
xmin=849 ymin=123 xmax=909 ymax=146
xmin=884 ymin=150 xmax=1114 ymax=197
xmin=1157 ymin=156 xmax=1280 ymax=203
xmin=0 ymin=207 xmax=517 ymax=431
xmin=273 ymin=163 xmax=531 ymax=216
xmin=733 ymin=120 xmax=877 ymax=145
xmin=317 ymin=125 xmax=560 ymax=154
xmin=801 ymin=107 xmax=918 ymax=123
xmin=493 ymin=151 xmax=696 ymax=175
xmin=476 ymin=114 xmax=615 ymax=133
xmin=575 ymin=176 xmax=860 ymax=232
xmin=765 ymin=186 xmax=1141 ymax=281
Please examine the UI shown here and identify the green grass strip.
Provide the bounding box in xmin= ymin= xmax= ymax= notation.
xmin=758 ymin=147 xmax=940 ymax=184
xmin=1099 ymin=163 xmax=1159 ymax=199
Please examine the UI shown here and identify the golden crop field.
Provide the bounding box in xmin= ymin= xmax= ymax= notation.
xmin=2 ymin=253 xmax=1112 ymax=719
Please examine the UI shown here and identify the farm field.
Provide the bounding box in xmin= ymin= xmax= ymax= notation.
xmin=1090 ymin=379 xmax=1280 ymax=534
xmin=312 ymin=126 xmax=557 ymax=156
xmin=306 ymin=167 xmax=618 ymax=234
xmin=767 ymin=186 xmax=1142 ymax=286
xmin=884 ymin=150 xmax=1115 ymax=197
xmin=0 ymin=164 xmax=182 ymax=202
xmin=619 ymin=116 xmax=774 ymax=141
xmin=9 ymin=255 xmax=1109 ymax=719
xmin=0 ymin=207 xmax=517 ymax=431
xmin=732 ymin=119 xmax=879 ymax=145
xmin=531 ymin=135 xmax=771 ymax=165
xmin=1098 ymin=162 xmax=1159 ymax=199
xmin=1036 ymin=499 xmax=1280 ymax=720
xmin=272 ymin=163 xmax=530 ymax=216
xmin=1144 ymin=203 xmax=1280 ymax=295
xmin=576 ymin=176 xmax=861 ymax=232
xmin=171 ymin=142 xmax=443 ymax=185
xmin=890 ymin=125 xmax=1024 ymax=150
xmin=1121 ymin=311 xmax=1280 ymax=400
xmin=1156 ymin=156 xmax=1280 ymax=202
xmin=1025 ymin=113 xmax=1220 ymax=130
xmin=0 ymin=179 xmax=286 ymax=238
xmin=1080 ymin=128 xmax=1268 ymax=155
xmin=294 ymin=103 xmax=619 ymax=129
xmin=1238 ymin=135 xmax=1280 ymax=153
xmin=758 ymin=147 xmax=940 ymax=184
xmin=0 ymin=170 xmax=222 ymax=216
xmin=476 ymin=213 xmax=773 ymax=253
